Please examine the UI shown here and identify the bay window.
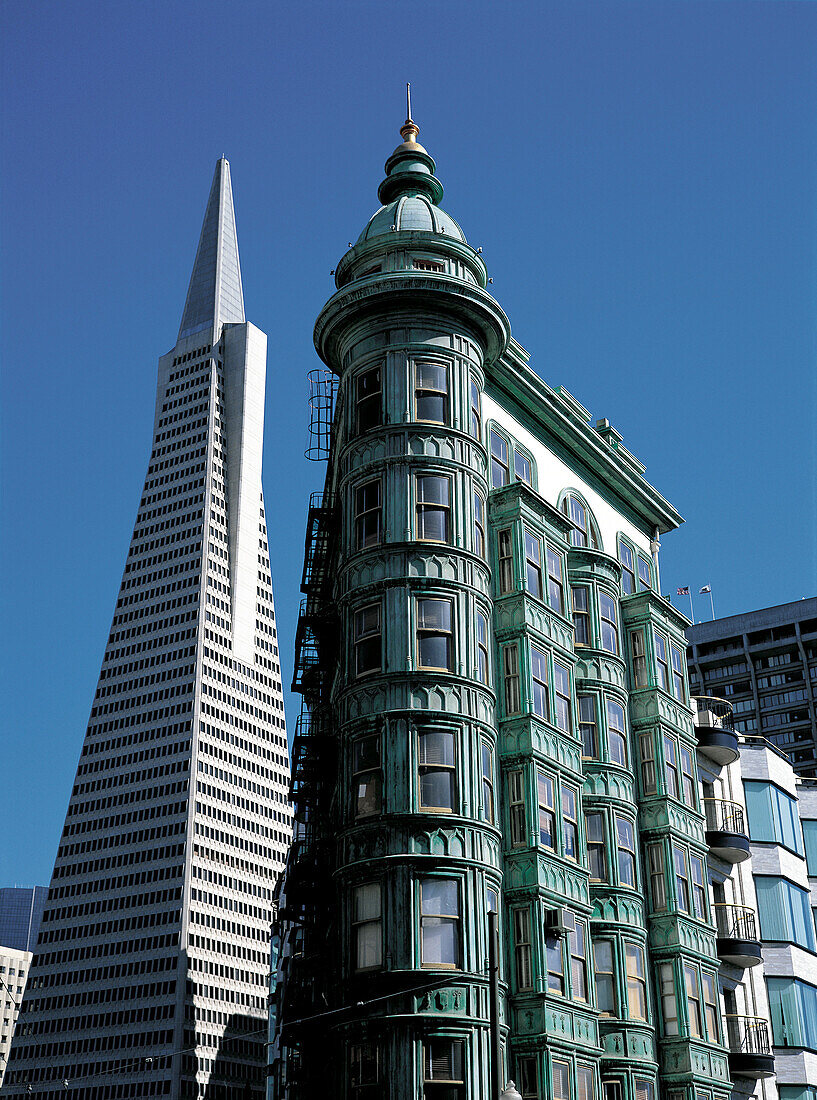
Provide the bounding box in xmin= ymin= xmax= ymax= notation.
xmin=417 ymin=598 xmax=453 ymax=672
xmin=353 ymin=882 xmax=382 ymax=970
xmin=418 ymin=728 xmax=456 ymax=812
xmin=415 ymin=361 xmax=448 ymax=424
xmin=420 ymin=878 xmax=459 ymax=968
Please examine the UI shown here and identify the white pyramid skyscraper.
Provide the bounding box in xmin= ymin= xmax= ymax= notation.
xmin=3 ymin=160 xmax=291 ymax=1100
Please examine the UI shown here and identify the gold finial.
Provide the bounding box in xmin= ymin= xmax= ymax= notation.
xmin=400 ymin=81 xmax=420 ymax=144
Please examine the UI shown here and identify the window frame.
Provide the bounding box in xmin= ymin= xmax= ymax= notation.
xmin=547 ymin=547 xmax=565 ymax=614
xmin=524 ymin=528 xmax=544 ymax=599
xmin=625 ymin=941 xmax=648 ymax=1021
xmin=352 ymin=732 xmax=382 ymax=819
xmin=355 ymin=365 xmax=383 ymax=434
xmin=416 ymin=597 xmax=454 ymax=673
xmin=497 ymin=527 xmax=514 ymax=594
xmin=470 ymin=378 xmax=482 ymax=440
xmin=415 ymin=474 xmax=451 ymax=544
xmin=616 ymin=814 xmax=636 ymax=888
xmin=419 ymin=877 xmax=460 ymax=970
xmin=572 ymin=585 xmax=590 ymax=646
xmin=480 ymin=739 xmax=494 ymax=824
xmin=537 ymin=770 xmax=556 ymax=851
xmin=503 ymin=643 xmax=521 ymax=715
xmin=490 ymin=428 xmax=510 ymax=488
xmin=354 ymin=477 xmax=383 ymax=551
xmin=414 ymin=360 xmax=449 ymax=425
xmin=473 ymin=490 xmax=486 ymax=559
xmin=578 ymin=693 xmax=598 ymax=759
xmin=562 ymin=493 xmax=600 ymax=549
xmin=475 ymin=608 xmax=489 ymax=685
xmin=354 ymin=602 xmax=382 ymax=678
xmin=513 ymin=905 xmax=534 ymax=991
xmin=417 ymin=727 xmax=457 ymax=814
xmin=618 ymin=539 xmax=636 ymax=596
xmin=352 ymin=881 xmax=383 ymax=972
xmin=599 ymin=592 xmax=619 ymax=655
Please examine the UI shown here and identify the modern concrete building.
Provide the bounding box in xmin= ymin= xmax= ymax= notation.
xmin=0 ymin=947 xmax=31 ymax=1090
xmin=2 ymin=160 xmax=291 ymax=1100
xmin=0 ymin=889 xmax=47 ymax=954
xmin=268 ymin=108 xmax=765 ymax=1100
xmin=686 ymin=600 xmax=817 ymax=776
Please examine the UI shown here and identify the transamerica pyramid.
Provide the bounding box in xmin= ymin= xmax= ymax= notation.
xmin=2 ymin=160 xmax=292 ymax=1100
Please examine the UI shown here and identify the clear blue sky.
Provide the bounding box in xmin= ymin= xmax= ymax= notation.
xmin=2 ymin=1 xmax=816 ymax=886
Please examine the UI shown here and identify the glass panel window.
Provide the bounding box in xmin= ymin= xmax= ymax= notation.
xmin=594 ymin=939 xmax=615 ymax=1014
xmin=476 ymin=610 xmax=489 ymax=685
xmin=353 ymin=882 xmax=382 ymax=970
xmin=674 ymin=844 xmax=690 ymax=913
xmin=525 ymin=529 xmax=543 ymax=598
xmin=552 ymin=1061 xmax=570 ymax=1100
xmin=579 ymin=695 xmax=598 ymax=758
xmin=531 ymin=645 xmax=550 ymax=720
xmin=635 ymin=1080 xmax=654 ymax=1100
xmin=519 ymin=1057 xmax=539 ymax=1100
xmin=562 ymin=784 xmax=578 ymax=860
xmin=420 ymin=878 xmax=459 ymax=968
xmin=684 ymin=963 xmax=703 ymax=1038
xmin=424 ymin=1038 xmax=464 ymax=1097
xmin=355 ymin=479 xmax=382 ymax=550
xmin=639 ymin=732 xmax=657 ymax=794
xmin=691 ymin=854 xmax=706 ymax=920
xmin=554 ymin=661 xmax=572 ymax=733
xmin=631 ymin=629 xmax=648 ymax=687
xmin=355 ymin=603 xmax=382 ymax=676
xmin=599 ymin=593 xmax=619 ymax=654
xmin=418 ymin=729 xmax=456 ymax=812
xmin=547 ymin=935 xmax=565 ymax=994
xmin=497 ymin=528 xmax=514 ymax=593
xmin=547 ymin=547 xmax=564 ymax=614
xmin=587 ymin=812 xmax=607 ymax=881
xmin=503 ymin=644 xmax=521 ymax=715
xmin=616 ymin=815 xmax=636 ymax=887
xmin=702 ymin=971 xmax=719 ymax=1041
xmin=515 ymin=449 xmax=533 ymax=485
xmin=509 ymin=769 xmax=526 ymax=846
xmin=572 ymin=586 xmax=590 ymax=645
xmin=481 ymin=740 xmax=494 ymax=824
xmin=417 ymin=598 xmax=453 ymax=671
xmin=350 ymin=1041 xmax=380 ymax=1098
xmin=470 ymin=379 xmax=481 ymax=439
xmin=680 ymin=745 xmax=696 ymax=806
xmin=473 ymin=491 xmax=485 ymax=559
xmin=353 ymin=733 xmax=382 ymax=818
xmin=671 ymin=643 xmax=686 ymax=701
xmin=514 ymin=907 xmax=533 ymax=990
xmin=606 ymin=699 xmax=627 ymax=766
xmin=647 ymin=843 xmax=666 ymax=910
xmin=626 ymin=942 xmax=647 ymax=1020
xmin=659 ymin=962 xmax=679 ymax=1035
xmin=565 ymin=495 xmax=597 ymax=548
xmin=415 ymin=361 xmax=448 ymax=423
xmin=637 ymin=553 xmax=653 ymax=591
xmin=538 ymin=771 xmax=556 ymax=850
xmin=603 ymin=1083 xmax=623 ymax=1100
xmin=356 ymin=366 xmax=382 ymax=433
xmin=490 ymin=429 xmax=510 ymax=488
xmin=570 ymin=916 xmax=589 ymax=1002
xmin=664 ymin=734 xmax=679 ymax=799
xmin=577 ymin=1067 xmax=594 ymax=1100
xmin=654 ymin=630 xmax=669 ymax=690
xmin=416 ymin=475 xmax=450 ymax=542
xmin=619 ymin=541 xmax=636 ymax=596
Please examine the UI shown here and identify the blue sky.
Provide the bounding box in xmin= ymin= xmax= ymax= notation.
xmin=2 ymin=1 xmax=816 ymax=886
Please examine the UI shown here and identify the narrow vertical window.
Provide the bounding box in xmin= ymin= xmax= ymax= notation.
xmin=594 ymin=939 xmax=616 ymax=1014
xmin=503 ymin=644 xmax=521 ymax=715
xmin=547 ymin=936 xmax=565 ymax=994
xmin=514 ymin=448 xmax=532 ymax=485
xmin=497 ymin=528 xmax=514 ymax=593
xmin=577 ymin=1067 xmax=594 ymax=1100
xmin=546 ymin=547 xmax=565 ymax=614
xmin=524 ymin=530 xmax=543 ymax=598
xmin=423 ymin=1038 xmax=464 ymax=1098
xmin=350 ymin=1041 xmax=380 ymax=1099
xmin=631 ymin=629 xmax=648 ymax=687
xmin=639 ymin=732 xmax=657 ymax=794
xmin=578 ymin=695 xmax=598 ymax=758
xmin=616 ymin=815 xmax=636 ymax=887
xmin=702 ymin=971 xmax=719 ymax=1041
xmin=470 ymin=378 xmax=481 ymax=439
xmin=355 ymin=366 xmax=382 ymax=433
xmin=553 ymin=661 xmax=572 ymax=733
xmin=531 ymin=645 xmax=550 ymax=720
xmin=490 ymin=429 xmax=510 ymax=487
xmin=659 ymin=962 xmax=679 ymax=1035
xmin=670 ymin=643 xmax=686 ymax=701
xmin=664 ymin=734 xmax=679 ymax=798
xmin=519 ymin=1058 xmax=539 ymax=1100
xmin=634 ymin=1081 xmax=654 ymax=1100
xmin=537 ymin=771 xmax=556 ymax=850
xmin=481 ymin=740 xmax=494 ymax=824
xmin=352 ymin=733 xmax=382 ymax=818
xmin=587 ymin=812 xmax=607 ymax=881
xmin=513 ymin=907 xmax=533 ymax=990
xmin=416 ymin=475 xmax=450 ymax=542
xmin=354 ymin=479 xmax=382 ymax=550
xmin=637 ymin=553 xmax=653 ymax=591
xmin=599 ymin=593 xmax=619 ymax=654
xmin=418 ymin=729 xmax=456 ymax=812
xmin=417 ymin=598 xmax=453 ymax=672
xmin=684 ymin=963 xmax=703 ymax=1038
xmin=625 ymin=943 xmax=647 ymax=1020
xmin=606 ymin=699 xmax=627 ymax=766
xmin=415 ymin=361 xmax=448 ymax=423
xmin=420 ymin=878 xmax=460 ymax=968
xmin=552 ymin=1061 xmax=571 ymax=1100
xmin=566 ymin=495 xmax=589 ymax=547
xmin=353 ymin=883 xmax=382 ymax=970
xmin=679 ymin=745 xmax=695 ymax=806
xmin=562 ymin=783 xmax=578 ymax=860
xmin=572 ymin=586 xmax=590 ymax=645
xmin=603 ymin=1082 xmax=623 ymax=1100
xmin=354 ymin=603 xmax=382 ymax=677
xmin=654 ymin=630 xmax=669 ymax=690
xmin=647 ymin=843 xmax=666 ymax=911
xmin=570 ymin=917 xmax=589 ymax=1002
xmin=508 ymin=769 xmax=526 ymax=846
xmin=473 ymin=491 xmax=485 ymax=559
xmin=619 ymin=542 xmax=636 ymax=595
xmin=476 ymin=609 xmax=489 ymax=685
xmin=690 ymin=854 xmax=706 ymax=920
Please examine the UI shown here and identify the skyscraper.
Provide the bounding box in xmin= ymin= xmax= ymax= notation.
xmin=0 ymin=889 xmax=47 ymax=954
xmin=3 ymin=160 xmax=291 ymax=1100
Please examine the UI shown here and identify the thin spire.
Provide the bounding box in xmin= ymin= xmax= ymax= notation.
xmin=178 ymin=158 xmax=245 ymax=341
xmin=406 ymin=82 xmax=412 ymax=122
xmin=400 ymin=83 xmax=420 ymax=146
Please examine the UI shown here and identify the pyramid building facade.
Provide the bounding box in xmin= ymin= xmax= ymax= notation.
xmin=2 ymin=160 xmax=291 ymax=1100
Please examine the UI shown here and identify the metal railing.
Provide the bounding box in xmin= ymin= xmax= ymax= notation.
xmin=692 ymin=695 xmax=735 ymax=731
xmin=703 ymin=797 xmax=747 ymax=836
xmin=714 ymin=903 xmax=758 ymax=941
xmin=725 ymin=1014 xmax=772 ymax=1056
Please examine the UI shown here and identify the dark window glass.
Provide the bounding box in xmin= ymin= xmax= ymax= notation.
xmin=355 ymin=480 xmax=382 ymax=550
xmin=416 ymin=475 xmax=450 ymax=542
xmin=418 ymin=729 xmax=456 ymax=811
xmin=417 ymin=598 xmax=453 ymax=671
xmin=619 ymin=542 xmax=636 ymax=595
xmin=514 ymin=449 xmax=532 ymax=485
xmin=637 ymin=553 xmax=652 ymax=591
xmin=525 ymin=530 xmax=543 ymax=598
xmin=415 ymin=362 xmax=448 ymax=423
xmin=531 ymin=646 xmax=549 ymax=719
xmin=353 ymin=734 xmax=382 ymax=817
xmin=547 ymin=547 xmax=564 ymax=614
xmin=490 ymin=430 xmax=509 ymax=488
xmin=354 ymin=604 xmax=381 ymax=676
xmin=356 ymin=367 xmax=382 ymax=433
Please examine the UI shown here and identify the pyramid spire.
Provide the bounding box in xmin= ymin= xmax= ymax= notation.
xmin=178 ymin=157 xmax=245 ymax=340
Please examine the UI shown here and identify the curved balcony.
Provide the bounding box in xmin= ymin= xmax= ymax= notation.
xmin=725 ymin=1015 xmax=775 ymax=1079
xmin=714 ymin=903 xmax=762 ymax=968
xmin=704 ymin=798 xmax=750 ymax=863
xmin=692 ymin=696 xmax=739 ymax=766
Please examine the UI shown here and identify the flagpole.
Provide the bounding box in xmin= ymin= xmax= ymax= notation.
xmin=709 ymin=588 xmax=715 ymax=621
xmin=688 ymin=591 xmax=695 ymax=625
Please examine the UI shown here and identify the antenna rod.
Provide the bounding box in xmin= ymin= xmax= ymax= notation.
xmin=406 ymin=82 xmax=412 ymax=121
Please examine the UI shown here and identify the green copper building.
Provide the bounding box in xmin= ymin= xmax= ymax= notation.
xmin=269 ymin=108 xmax=769 ymax=1100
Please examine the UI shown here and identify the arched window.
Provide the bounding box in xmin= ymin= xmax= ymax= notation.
xmin=561 ymin=493 xmax=601 ymax=549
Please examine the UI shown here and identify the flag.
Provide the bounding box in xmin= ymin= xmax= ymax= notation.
xmin=699 ymin=585 xmax=711 ymax=594
xmin=677 ymin=586 xmax=689 ymax=596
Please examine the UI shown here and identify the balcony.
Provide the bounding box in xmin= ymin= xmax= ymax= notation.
xmin=714 ymin=903 xmax=762 ymax=968
xmin=692 ymin=696 xmax=739 ymax=766
xmin=725 ymin=1015 xmax=775 ymax=1079
xmin=704 ymin=798 xmax=750 ymax=863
